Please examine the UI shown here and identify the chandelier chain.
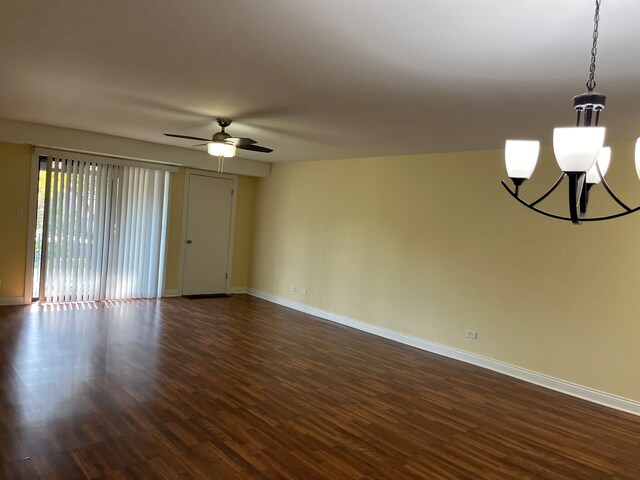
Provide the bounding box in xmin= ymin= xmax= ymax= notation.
xmin=586 ymin=0 xmax=601 ymax=91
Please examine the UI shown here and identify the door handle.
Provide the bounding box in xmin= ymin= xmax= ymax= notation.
xmin=186 ymin=239 xmax=193 ymax=244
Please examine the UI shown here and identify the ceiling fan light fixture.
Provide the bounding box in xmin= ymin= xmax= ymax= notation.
xmin=207 ymin=142 xmax=236 ymax=157
xmin=164 ymin=118 xmax=273 ymax=164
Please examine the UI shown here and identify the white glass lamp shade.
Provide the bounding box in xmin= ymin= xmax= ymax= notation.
xmin=585 ymin=147 xmax=611 ymax=184
xmin=635 ymin=138 xmax=640 ymax=180
xmin=553 ymin=127 xmax=605 ymax=173
xmin=207 ymin=142 xmax=236 ymax=157
xmin=505 ymin=140 xmax=540 ymax=179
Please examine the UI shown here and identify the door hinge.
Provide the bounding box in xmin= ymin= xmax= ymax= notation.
xmin=225 ymin=273 xmax=228 ymax=279
xmin=231 ymin=189 xmax=234 ymax=196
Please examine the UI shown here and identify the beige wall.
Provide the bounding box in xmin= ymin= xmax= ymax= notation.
xmin=231 ymin=175 xmax=257 ymax=288
xmin=0 ymin=143 xmax=32 ymax=300
xmin=250 ymin=140 xmax=640 ymax=402
xmin=163 ymin=168 xmax=185 ymax=292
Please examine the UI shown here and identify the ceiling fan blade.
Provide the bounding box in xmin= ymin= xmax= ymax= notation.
xmin=237 ymin=144 xmax=273 ymax=153
xmin=192 ymin=143 xmax=208 ymax=147
xmin=164 ymin=133 xmax=211 ymax=142
xmin=228 ymin=137 xmax=257 ymax=147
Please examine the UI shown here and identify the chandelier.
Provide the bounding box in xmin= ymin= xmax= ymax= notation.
xmin=501 ymin=0 xmax=640 ymax=224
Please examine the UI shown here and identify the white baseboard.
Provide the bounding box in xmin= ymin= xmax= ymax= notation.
xmin=162 ymin=289 xmax=180 ymax=298
xmin=228 ymin=286 xmax=247 ymax=294
xmin=0 ymin=296 xmax=26 ymax=306
xmin=247 ymin=288 xmax=640 ymax=417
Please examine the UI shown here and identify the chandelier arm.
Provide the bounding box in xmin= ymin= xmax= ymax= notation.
xmin=501 ymin=181 xmax=574 ymax=221
xmin=502 ymin=181 xmax=640 ymax=223
xmin=596 ymin=163 xmax=632 ymax=211
xmin=579 ymin=205 xmax=640 ymax=221
xmin=529 ymin=174 xmax=566 ymax=208
xmin=580 ymin=184 xmax=591 ymax=216
xmin=568 ymin=173 xmax=586 ymax=225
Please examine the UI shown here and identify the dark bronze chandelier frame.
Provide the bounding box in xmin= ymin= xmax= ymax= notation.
xmin=502 ymin=0 xmax=640 ymax=224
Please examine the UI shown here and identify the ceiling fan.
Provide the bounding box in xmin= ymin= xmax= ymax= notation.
xmin=164 ymin=117 xmax=273 ymax=157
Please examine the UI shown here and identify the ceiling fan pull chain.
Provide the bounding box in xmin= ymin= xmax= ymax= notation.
xmin=586 ymin=0 xmax=601 ymax=92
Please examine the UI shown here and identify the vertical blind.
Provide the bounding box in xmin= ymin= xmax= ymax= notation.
xmin=39 ymin=152 xmax=171 ymax=302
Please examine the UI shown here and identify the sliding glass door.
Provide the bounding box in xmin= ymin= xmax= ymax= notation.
xmin=34 ymin=151 xmax=172 ymax=303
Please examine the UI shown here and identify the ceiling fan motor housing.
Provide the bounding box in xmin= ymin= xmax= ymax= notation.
xmin=211 ymin=131 xmax=231 ymax=143
xmin=213 ymin=117 xmax=233 ymax=142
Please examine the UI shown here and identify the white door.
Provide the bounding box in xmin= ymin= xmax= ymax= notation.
xmin=182 ymin=174 xmax=234 ymax=295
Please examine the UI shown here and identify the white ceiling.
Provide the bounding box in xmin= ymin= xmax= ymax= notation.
xmin=1 ymin=0 xmax=639 ymax=163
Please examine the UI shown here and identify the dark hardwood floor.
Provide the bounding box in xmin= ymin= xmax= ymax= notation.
xmin=1 ymin=295 xmax=639 ymax=479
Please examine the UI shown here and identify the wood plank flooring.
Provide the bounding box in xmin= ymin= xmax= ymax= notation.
xmin=1 ymin=295 xmax=639 ymax=479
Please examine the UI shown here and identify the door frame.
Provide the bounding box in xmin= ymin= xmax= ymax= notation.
xmin=177 ymin=168 xmax=238 ymax=296
xmin=23 ymin=150 xmax=41 ymax=304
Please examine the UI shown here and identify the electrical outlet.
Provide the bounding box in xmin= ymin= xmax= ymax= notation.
xmin=289 ymin=285 xmax=296 ymax=293
xmin=300 ymin=288 xmax=307 ymax=295
xmin=465 ymin=330 xmax=478 ymax=340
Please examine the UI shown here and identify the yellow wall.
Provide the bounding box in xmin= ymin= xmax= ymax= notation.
xmin=0 ymin=142 xmax=32 ymax=300
xmin=231 ymin=175 xmax=257 ymax=288
xmin=250 ymin=141 xmax=640 ymax=402
xmin=163 ymin=168 xmax=185 ymax=292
